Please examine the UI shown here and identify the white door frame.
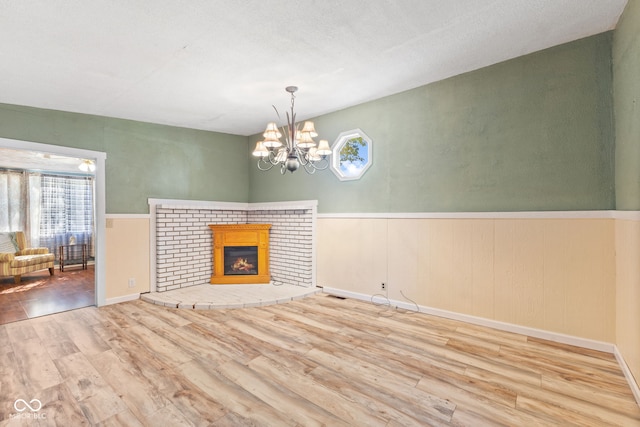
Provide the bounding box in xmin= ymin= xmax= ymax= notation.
xmin=0 ymin=138 xmax=107 ymax=306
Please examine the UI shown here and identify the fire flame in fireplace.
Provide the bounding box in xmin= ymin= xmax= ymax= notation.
xmin=231 ymin=257 xmax=255 ymax=272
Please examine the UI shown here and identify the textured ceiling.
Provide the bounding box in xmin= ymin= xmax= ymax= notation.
xmin=0 ymin=0 xmax=627 ymax=136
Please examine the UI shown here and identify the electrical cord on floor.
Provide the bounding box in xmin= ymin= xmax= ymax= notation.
xmin=370 ymin=289 xmax=420 ymax=316
xmin=371 ymin=293 xmax=395 ymax=317
xmin=371 ymin=293 xmax=390 ymax=306
xmin=396 ymin=290 xmax=420 ymax=314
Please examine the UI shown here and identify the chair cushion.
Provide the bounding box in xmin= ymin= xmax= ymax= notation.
xmin=11 ymin=254 xmax=55 ymax=268
xmin=0 ymin=232 xmax=18 ymax=254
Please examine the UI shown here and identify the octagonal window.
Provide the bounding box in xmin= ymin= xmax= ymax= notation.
xmin=330 ymin=129 xmax=372 ymax=181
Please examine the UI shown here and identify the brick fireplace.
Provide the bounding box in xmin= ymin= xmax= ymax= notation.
xmin=150 ymin=199 xmax=316 ymax=292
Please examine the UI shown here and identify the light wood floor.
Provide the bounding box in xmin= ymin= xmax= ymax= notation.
xmin=1 ymin=294 xmax=639 ymax=426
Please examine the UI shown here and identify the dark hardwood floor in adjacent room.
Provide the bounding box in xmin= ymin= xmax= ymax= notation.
xmin=0 ymin=265 xmax=94 ymax=325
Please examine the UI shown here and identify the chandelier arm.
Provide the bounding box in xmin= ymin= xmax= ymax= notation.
xmin=304 ymin=156 xmax=330 ymax=172
xmin=272 ymin=105 xmax=282 ymax=122
xmin=302 ymin=162 xmax=317 ymax=174
xmin=270 ymin=150 xmax=284 ymax=166
xmin=257 ymin=158 xmax=275 ymax=171
xmin=313 ymin=157 xmax=330 ymax=170
xmin=294 ymin=147 xmax=309 ymax=166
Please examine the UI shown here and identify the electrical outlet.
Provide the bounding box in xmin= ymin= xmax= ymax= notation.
xmin=381 ymin=282 xmax=386 ymax=290
xmin=128 ymin=278 xmax=136 ymax=288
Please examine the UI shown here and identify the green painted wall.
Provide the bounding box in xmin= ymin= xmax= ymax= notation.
xmin=0 ymin=104 xmax=249 ymax=213
xmin=248 ymin=33 xmax=615 ymax=213
xmin=0 ymin=31 xmax=619 ymax=215
xmin=614 ymin=0 xmax=640 ymax=210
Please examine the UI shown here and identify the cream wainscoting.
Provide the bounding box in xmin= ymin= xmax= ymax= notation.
xmin=318 ymin=213 xmax=615 ymax=342
xmin=317 ymin=211 xmax=639 ymax=404
xmin=105 ymin=215 xmax=151 ymax=304
xmin=615 ymin=213 xmax=640 ymax=403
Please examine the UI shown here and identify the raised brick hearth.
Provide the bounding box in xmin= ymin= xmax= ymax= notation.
xmin=150 ymin=200 xmax=316 ymax=293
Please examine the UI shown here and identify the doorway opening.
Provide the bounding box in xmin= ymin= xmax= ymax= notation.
xmin=0 ymin=138 xmax=106 ymax=323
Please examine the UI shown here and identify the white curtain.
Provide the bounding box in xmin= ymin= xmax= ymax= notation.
xmin=0 ymin=170 xmax=93 ymax=256
xmin=38 ymin=174 xmax=94 ymax=259
xmin=0 ymin=170 xmax=41 ymax=246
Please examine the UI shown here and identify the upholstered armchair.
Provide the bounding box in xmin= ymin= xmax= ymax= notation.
xmin=0 ymin=231 xmax=55 ymax=284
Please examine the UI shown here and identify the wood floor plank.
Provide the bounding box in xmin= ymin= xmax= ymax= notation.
xmin=121 ymin=324 xmax=194 ymax=368
xmin=498 ymin=341 xmax=630 ymax=390
xmin=109 ymin=299 xmax=193 ymax=330
xmin=516 ymin=394 xmax=632 ymax=427
xmin=454 ymin=324 xmax=529 ymax=345
xmin=372 ymin=335 xmax=470 ymax=377
xmin=306 ymin=347 xmax=457 ymax=424
xmin=465 ymin=365 xmax=640 ymax=426
xmin=527 ymin=336 xmax=618 ymax=361
xmin=9 ymin=336 xmax=63 ymax=395
xmin=223 ymin=317 xmax=313 ymax=355
xmin=143 ymin=402 xmax=198 ymax=427
xmin=308 ymin=365 xmax=448 ymax=426
xmin=53 ymin=317 xmax=111 ymax=356
xmin=177 ymin=358 xmax=297 ymax=426
xmin=36 ymin=382 xmax=92 ymax=426
xmin=94 ymin=409 xmax=145 ymax=427
xmin=419 ymin=363 xmax=518 ymax=409
xmin=75 ymin=387 xmax=130 ymax=425
xmin=218 ymin=357 xmax=350 ymax=427
xmin=0 ymin=294 xmax=637 ymax=426
xmin=416 ymin=370 xmax=549 ymax=426
xmin=4 ymin=320 xmax=38 ymax=341
xmin=0 ymin=350 xmax=28 ymax=423
xmin=369 ymin=312 xmax=456 ymax=345
xmin=88 ymin=349 xmax=174 ymax=421
xmin=260 ymin=302 xmax=343 ymax=334
xmin=54 ymin=352 xmax=111 ymax=402
xmin=541 ymin=374 xmax=640 ymax=416
xmin=390 ymin=327 xmax=543 ymax=388
xmin=163 ymin=382 xmax=229 ymax=426
xmin=30 ymin=316 xmax=81 ymax=361
xmin=248 ymin=354 xmax=389 ymax=426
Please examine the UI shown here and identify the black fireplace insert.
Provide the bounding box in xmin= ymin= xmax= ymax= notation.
xmin=223 ymin=246 xmax=258 ymax=275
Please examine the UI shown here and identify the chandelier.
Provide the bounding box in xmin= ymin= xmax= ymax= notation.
xmin=252 ymin=86 xmax=331 ymax=174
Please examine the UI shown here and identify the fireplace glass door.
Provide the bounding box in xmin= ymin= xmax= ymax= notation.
xmin=223 ymin=246 xmax=258 ymax=276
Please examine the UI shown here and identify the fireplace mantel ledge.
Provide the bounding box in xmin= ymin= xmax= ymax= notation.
xmin=149 ymin=198 xmax=317 ymax=211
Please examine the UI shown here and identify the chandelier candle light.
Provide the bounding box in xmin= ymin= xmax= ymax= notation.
xmin=252 ymin=86 xmax=331 ymax=174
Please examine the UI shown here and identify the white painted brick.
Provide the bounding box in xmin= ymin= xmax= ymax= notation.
xmin=156 ymin=206 xmax=313 ymax=292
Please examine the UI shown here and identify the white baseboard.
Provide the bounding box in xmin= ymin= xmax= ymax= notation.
xmin=322 ymin=286 xmax=640 ymax=406
xmin=322 ymin=287 xmax=614 ymax=352
xmin=614 ymin=346 xmax=640 ymax=407
xmin=105 ymin=293 xmax=140 ymax=306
